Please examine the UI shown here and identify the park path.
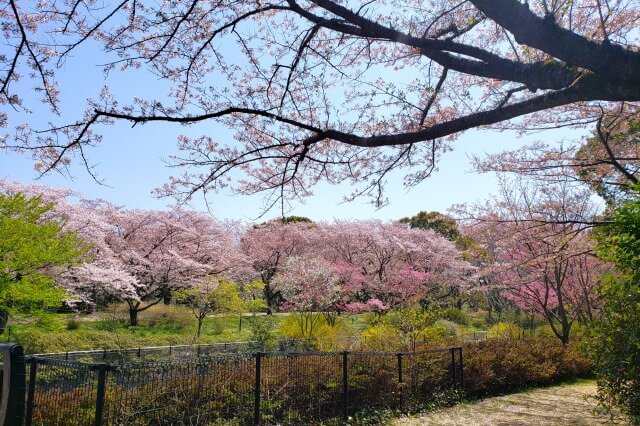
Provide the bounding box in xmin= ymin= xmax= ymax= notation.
xmin=393 ymin=381 xmax=628 ymax=425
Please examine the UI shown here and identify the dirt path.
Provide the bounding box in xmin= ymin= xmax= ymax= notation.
xmin=393 ymin=381 xmax=628 ymax=426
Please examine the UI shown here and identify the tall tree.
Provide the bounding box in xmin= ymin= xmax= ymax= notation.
xmin=2 ymin=1 xmax=640 ymax=210
xmin=317 ymin=220 xmax=475 ymax=309
xmin=0 ymin=191 xmax=88 ymax=331
xmin=400 ymin=211 xmax=461 ymax=242
xmin=464 ymin=178 xmax=605 ymax=344
xmin=174 ymin=278 xmax=246 ymax=338
xmin=589 ymin=190 xmax=640 ymax=421
xmin=241 ymin=221 xmax=315 ymax=311
xmin=79 ymin=206 xmax=243 ymax=326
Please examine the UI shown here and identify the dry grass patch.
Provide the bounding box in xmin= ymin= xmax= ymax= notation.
xmin=394 ymin=380 xmax=628 ymax=426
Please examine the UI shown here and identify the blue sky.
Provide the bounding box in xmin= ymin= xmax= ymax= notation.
xmin=0 ymin=37 xmax=588 ymax=223
xmin=2 ymin=125 xmax=583 ymax=222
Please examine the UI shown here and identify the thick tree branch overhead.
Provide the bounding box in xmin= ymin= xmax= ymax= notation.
xmin=2 ymin=0 xmax=640 ymax=208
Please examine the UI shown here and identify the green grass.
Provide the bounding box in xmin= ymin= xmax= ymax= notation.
xmin=3 ymin=304 xmax=291 ymax=354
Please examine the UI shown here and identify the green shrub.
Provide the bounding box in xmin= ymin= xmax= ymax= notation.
xmin=439 ymin=308 xmax=468 ymax=325
xmin=533 ymin=324 xmax=556 ymax=338
xmin=486 ymin=322 xmax=523 ymax=340
xmin=469 ymin=316 xmax=487 ymax=330
xmin=65 ymin=317 xmax=81 ymax=330
xmin=463 ymin=337 xmax=591 ymax=398
xmin=246 ymin=315 xmax=278 ymax=351
xmin=93 ymin=318 xmax=119 ymax=331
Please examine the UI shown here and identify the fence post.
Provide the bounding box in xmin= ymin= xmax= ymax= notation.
xmin=0 ymin=344 xmax=26 ymax=426
xmin=25 ymin=360 xmax=37 ymax=426
xmin=342 ymin=351 xmax=349 ymax=421
xmin=458 ymin=348 xmax=464 ymax=389
xmin=450 ymin=348 xmax=457 ymax=389
xmin=396 ymin=353 xmax=403 ymax=408
xmin=253 ymin=352 xmax=263 ymax=425
xmin=93 ymin=364 xmax=108 ymax=426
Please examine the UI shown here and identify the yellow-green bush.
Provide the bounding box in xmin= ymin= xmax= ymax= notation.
xmin=360 ymin=324 xmax=403 ymax=351
xmin=420 ymin=320 xmax=461 ymax=347
xmin=439 ymin=307 xmax=469 ymax=325
xmin=486 ymin=322 xmax=523 ymax=340
xmin=279 ymin=312 xmax=328 ymax=344
xmin=314 ymin=318 xmax=360 ymax=351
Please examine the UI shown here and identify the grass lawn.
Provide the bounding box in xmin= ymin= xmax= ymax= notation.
xmin=3 ymin=304 xmax=280 ymax=353
xmin=393 ymin=380 xmax=628 ymax=425
xmin=3 ymin=304 xmax=374 ymax=354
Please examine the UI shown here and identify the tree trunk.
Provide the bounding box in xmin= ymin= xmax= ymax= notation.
xmin=161 ymin=286 xmax=172 ymax=305
xmin=197 ymin=317 xmax=204 ymax=338
xmin=129 ymin=305 xmax=139 ymax=327
xmin=0 ymin=309 xmax=9 ymax=335
xmin=263 ymin=284 xmax=283 ymax=312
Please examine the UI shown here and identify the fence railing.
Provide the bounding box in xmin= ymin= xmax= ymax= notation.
xmin=0 ymin=343 xmax=463 ymax=425
xmin=32 ymin=339 xmax=313 ymax=363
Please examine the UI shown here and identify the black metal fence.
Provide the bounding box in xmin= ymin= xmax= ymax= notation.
xmin=0 ymin=344 xmax=463 ymax=425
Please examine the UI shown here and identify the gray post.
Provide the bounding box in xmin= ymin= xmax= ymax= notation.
xmin=0 ymin=344 xmax=26 ymax=426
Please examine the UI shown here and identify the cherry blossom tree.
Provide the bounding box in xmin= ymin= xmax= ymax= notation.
xmin=496 ymin=233 xmax=606 ymax=343
xmin=272 ymin=256 xmax=343 ymax=331
xmin=241 ymin=221 xmax=315 ymax=311
xmin=2 ymin=1 xmax=639 ymax=211
xmin=79 ymin=206 xmax=245 ymax=326
xmin=317 ymin=220 xmax=475 ymax=309
xmin=462 ymin=178 xmax=606 ymax=344
xmin=0 ymin=180 xmax=247 ymax=324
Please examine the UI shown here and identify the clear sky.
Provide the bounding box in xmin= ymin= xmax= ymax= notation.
xmin=2 ymin=126 xmax=584 ymax=222
xmin=0 ymin=39 xmax=588 ymax=223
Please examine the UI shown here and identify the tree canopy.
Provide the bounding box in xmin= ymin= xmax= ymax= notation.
xmin=2 ymin=0 xmax=639 ymax=210
xmin=587 ymin=189 xmax=640 ymax=420
xmin=0 ymin=191 xmax=89 ymax=330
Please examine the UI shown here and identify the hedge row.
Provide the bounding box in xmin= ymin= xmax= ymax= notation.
xmin=463 ymin=337 xmax=592 ymax=398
